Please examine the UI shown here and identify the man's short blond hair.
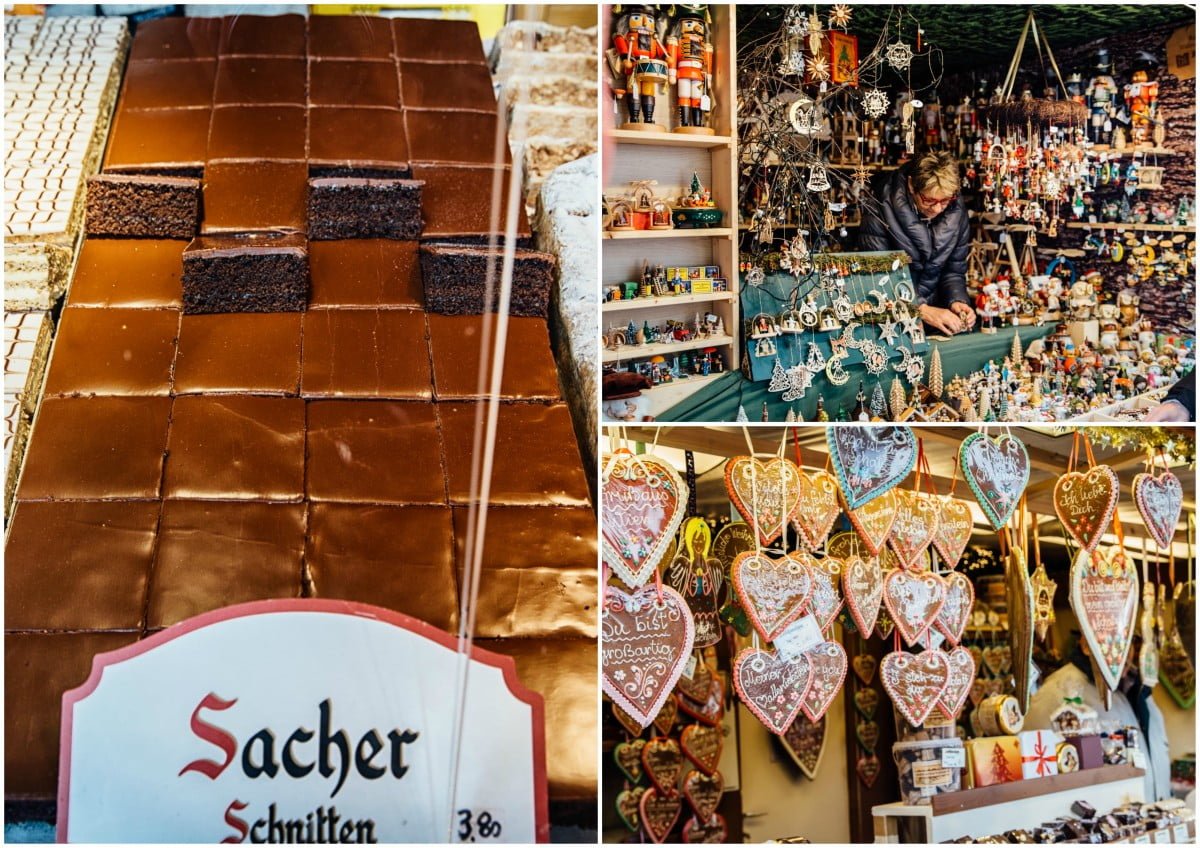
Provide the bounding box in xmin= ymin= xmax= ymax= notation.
xmin=910 ymin=151 xmax=960 ymax=196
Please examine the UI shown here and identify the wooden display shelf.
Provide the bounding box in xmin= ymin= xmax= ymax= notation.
xmin=606 ymin=128 xmax=733 ymax=149
xmin=931 ymin=765 xmax=1145 ymax=815
xmin=1064 ymin=222 xmax=1194 ymax=233
xmin=605 ymin=228 xmax=734 ymax=240
xmin=827 ymin=163 xmax=899 ymax=171
xmin=642 ymin=370 xmax=726 ymax=394
xmin=603 ymin=291 xmax=737 ymax=312
xmin=1088 ymin=145 xmax=1176 ymax=156
xmin=601 ymin=333 xmax=735 ymax=364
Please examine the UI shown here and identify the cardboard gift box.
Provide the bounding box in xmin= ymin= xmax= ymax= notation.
xmin=1061 ymin=734 xmax=1106 ymax=770
xmin=1018 ymin=729 xmax=1063 ymax=779
xmin=966 ymin=736 xmax=1024 ymax=787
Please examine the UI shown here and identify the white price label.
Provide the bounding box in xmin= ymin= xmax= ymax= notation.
xmin=920 ymin=628 xmax=946 ymax=651
xmin=941 ymin=748 xmax=966 ymax=768
xmin=682 ymin=654 xmax=698 ymax=681
xmin=1135 ymin=835 xmax=1151 ymax=844
xmin=1131 ymin=749 xmax=1147 ymax=769
xmin=1152 ymin=830 xmax=1168 ymax=843
xmin=1172 ymin=824 xmax=1188 ymax=842
xmin=773 ymin=615 xmax=824 ymax=662
xmin=700 ymin=95 xmax=711 ymax=111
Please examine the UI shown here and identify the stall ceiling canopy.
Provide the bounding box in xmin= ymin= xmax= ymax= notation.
xmin=738 ymin=4 xmax=1195 ymax=75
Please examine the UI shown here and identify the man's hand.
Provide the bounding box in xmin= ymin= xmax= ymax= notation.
xmin=950 ymin=302 xmax=977 ymax=329
xmin=1145 ymin=400 xmax=1190 ymax=423
xmin=918 ymin=304 xmax=966 ymax=335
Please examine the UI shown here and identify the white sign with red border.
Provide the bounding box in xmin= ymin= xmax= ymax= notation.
xmin=58 ymin=600 xmax=548 ymax=843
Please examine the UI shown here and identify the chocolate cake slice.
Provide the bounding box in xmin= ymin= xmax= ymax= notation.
xmin=182 ymin=233 xmax=308 ymax=314
xmin=86 ymin=174 xmax=200 ymax=238
xmin=420 ymin=243 xmax=555 ymax=318
xmin=307 ymin=177 xmax=423 ymax=240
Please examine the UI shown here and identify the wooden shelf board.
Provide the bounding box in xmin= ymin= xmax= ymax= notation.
xmin=1088 ymin=145 xmax=1176 ymax=156
xmin=607 ymin=128 xmax=734 ymax=149
xmin=601 ymin=334 xmax=736 ymax=364
xmin=605 ymin=228 xmax=734 ymax=240
xmin=603 ymin=291 xmax=737 ymax=312
xmin=642 ymin=370 xmax=726 ymax=393
xmin=1064 ymin=222 xmax=1194 ymax=233
xmin=929 ymin=765 xmax=1145 ymax=816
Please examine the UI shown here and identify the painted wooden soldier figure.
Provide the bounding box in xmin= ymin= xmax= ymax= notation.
xmin=666 ymin=5 xmax=714 ymax=132
xmin=612 ymin=5 xmax=668 ymax=127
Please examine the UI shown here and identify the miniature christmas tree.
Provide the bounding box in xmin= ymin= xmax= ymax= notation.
xmin=890 ymin=378 xmax=906 ymax=419
xmin=1010 ymin=330 xmax=1023 ymax=366
xmin=929 ymin=346 xmax=944 ymax=399
xmin=768 ymin=357 xmax=789 ymax=392
xmin=785 ymin=408 xmax=796 ymax=422
xmin=989 ymin=743 xmax=1014 ymax=784
xmin=979 ymin=388 xmax=992 ymax=420
xmin=960 ymin=393 xmax=977 ymax=421
xmin=871 ymin=382 xmax=887 ymax=419
xmin=690 ymin=172 xmax=703 ymax=198
xmin=999 ymin=392 xmax=1009 ymax=419
xmin=736 ymin=405 xmax=749 ymax=422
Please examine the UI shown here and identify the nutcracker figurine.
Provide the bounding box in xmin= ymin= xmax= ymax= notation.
xmin=611 ymin=5 xmax=668 ymax=130
xmin=1085 ymin=49 xmax=1120 ymax=145
xmin=666 ymin=5 xmax=714 ymax=134
xmin=1124 ymin=51 xmax=1161 ymax=147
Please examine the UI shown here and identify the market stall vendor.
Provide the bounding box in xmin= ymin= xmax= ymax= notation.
xmin=858 ymin=151 xmax=977 ymax=336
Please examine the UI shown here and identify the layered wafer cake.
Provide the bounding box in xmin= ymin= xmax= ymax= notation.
xmin=3 ymin=311 xmax=54 ymax=514
xmin=5 ymin=13 xmax=597 ymax=824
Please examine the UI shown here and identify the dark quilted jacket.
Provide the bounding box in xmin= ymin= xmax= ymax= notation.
xmin=857 ymin=164 xmax=971 ymax=309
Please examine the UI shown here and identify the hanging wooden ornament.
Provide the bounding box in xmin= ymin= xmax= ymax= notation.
xmin=791 ymin=469 xmax=841 ymax=552
xmin=1070 ymin=547 xmax=1138 ymax=693
xmin=781 ymin=713 xmax=827 ymax=779
xmin=1007 ymin=546 xmax=1036 ymax=712
xmin=682 ymin=813 xmax=727 ymax=844
xmin=725 ymin=455 xmax=803 ymax=546
xmin=603 ymin=450 xmax=688 ymax=587
xmin=883 ymin=569 xmax=947 ymax=646
xmin=889 ymin=489 xmax=941 ymax=569
xmin=733 ymin=647 xmax=813 ymax=735
xmin=603 ymin=584 xmax=696 ymax=727
xmin=844 ymin=556 xmax=885 ymax=637
xmin=682 ymin=770 xmax=724 ymax=821
xmin=959 ymin=433 xmax=1029 ymax=530
xmin=881 ymin=649 xmax=951 ymax=726
xmin=828 ymin=426 xmax=917 ymax=509
xmin=640 ymin=787 xmax=683 ymax=844
xmin=1054 ymin=466 xmax=1119 ymax=555
xmin=681 ymin=723 xmax=723 ymax=775
xmin=802 ymin=640 xmax=848 ymax=722
xmin=1133 ymin=470 xmax=1183 ymax=550
xmin=847 ymin=489 xmax=899 ymax=556
xmin=732 ymin=550 xmax=813 ymax=642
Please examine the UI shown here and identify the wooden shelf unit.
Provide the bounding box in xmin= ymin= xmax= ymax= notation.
xmin=1064 ymin=222 xmax=1194 ymax=233
xmin=601 ymin=4 xmax=739 ymax=420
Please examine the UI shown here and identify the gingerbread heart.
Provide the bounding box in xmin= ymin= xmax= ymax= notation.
xmin=828 ymin=426 xmax=917 ymax=509
xmin=615 ymin=738 xmax=646 ymax=783
xmin=847 ymin=488 xmax=898 ymax=556
xmin=797 ymin=552 xmax=843 ymax=632
xmin=933 ymin=496 xmax=974 ymax=568
xmin=677 ymin=677 xmax=724 ymax=727
xmin=856 ymin=753 xmax=881 ymax=788
xmin=1054 ymin=466 xmax=1119 ymax=554
xmin=682 ymin=770 xmax=723 ymax=821
xmin=732 ymin=550 xmax=813 ymax=642
xmin=1071 ymin=547 xmax=1138 ymax=691
xmin=1134 ymin=471 xmax=1183 ymax=549
xmin=826 ymin=530 xmax=863 ymax=561
xmin=843 ymin=556 xmax=885 ymax=638
xmin=881 ymin=649 xmax=951 ymax=726
xmin=603 ymin=585 xmax=696 ymax=727
xmin=616 ymin=786 xmax=645 ymax=832
xmin=938 ymin=646 xmax=976 ymax=719
xmin=725 ymin=455 xmax=802 ymax=546
xmin=733 ymin=647 xmax=812 ymax=735
xmin=654 ymin=695 xmax=679 ymax=736
xmin=680 ymin=723 xmax=722 ymax=775
xmin=883 ymin=569 xmax=947 ymax=646
xmin=676 ymin=661 xmax=713 ymax=703
xmin=889 ymin=489 xmax=941 ymax=569
xmin=613 ymin=702 xmax=644 ymax=737
xmin=875 ymin=610 xmax=895 ymax=640
xmin=682 ymin=813 xmax=727 ymax=844
xmin=852 ymin=653 xmax=877 ymax=685
xmin=968 ymin=678 xmax=989 ymax=707
xmin=936 ymin=571 xmax=975 ymax=645
xmin=959 ymin=433 xmax=1029 ymax=530
xmin=802 ymin=640 xmax=848 ymax=722
xmin=966 ymin=644 xmax=984 ymax=672
xmin=642 ymin=736 xmax=684 ymax=795
xmin=856 ymin=719 xmax=880 ymax=752
xmin=791 ymin=469 xmax=841 ymax=551
xmin=712 ymin=521 xmax=755 ymax=570
xmin=603 ymin=451 xmax=688 ymax=587
xmin=982 ymin=645 xmax=1008 ymax=677
xmin=781 ymin=713 xmax=826 ymax=779
xmin=640 ymin=786 xmax=683 ymax=844
xmin=854 ymin=686 xmax=879 ymax=719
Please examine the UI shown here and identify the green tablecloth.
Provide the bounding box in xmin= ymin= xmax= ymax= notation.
xmin=658 ymin=323 xmax=1055 ymax=421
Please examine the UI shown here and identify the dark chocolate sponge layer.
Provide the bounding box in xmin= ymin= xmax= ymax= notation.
xmin=85 ymin=174 xmax=200 ymax=238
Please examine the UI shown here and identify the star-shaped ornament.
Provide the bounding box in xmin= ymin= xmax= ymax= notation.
xmin=829 ymin=4 xmax=853 ymax=29
xmin=878 ymin=319 xmax=900 ymax=345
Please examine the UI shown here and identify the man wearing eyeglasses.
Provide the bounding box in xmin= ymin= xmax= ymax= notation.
xmin=858 ymin=150 xmax=976 ymax=336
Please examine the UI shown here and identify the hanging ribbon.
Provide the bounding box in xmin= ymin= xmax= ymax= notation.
xmin=686 ymin=450 xmax=698 ymax=516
